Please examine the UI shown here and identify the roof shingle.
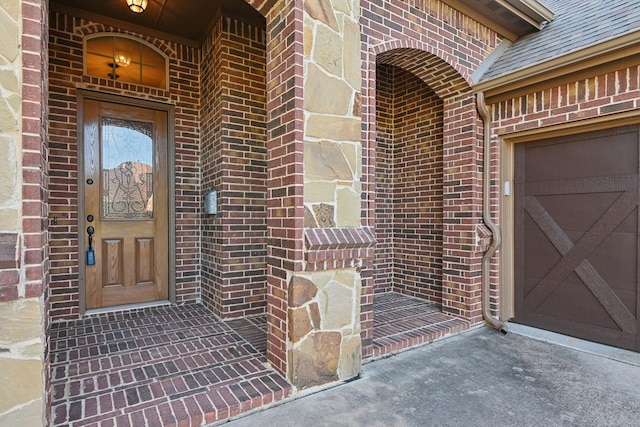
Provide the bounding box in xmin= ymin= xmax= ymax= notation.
xmin=480 ymin=0 xmax=640 ymax=82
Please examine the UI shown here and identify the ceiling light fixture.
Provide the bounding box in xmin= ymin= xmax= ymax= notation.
xmin=126 ymin=0 xmax=148 ymax=13
xmin=114 ymin=53 xmax=131 ymax=68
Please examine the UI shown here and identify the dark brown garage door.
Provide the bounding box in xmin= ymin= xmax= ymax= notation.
xmin=514 ymin=125 xmax=640 ymax=352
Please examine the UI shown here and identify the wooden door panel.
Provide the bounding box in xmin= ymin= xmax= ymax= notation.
xmin=514 ymin=125 xmax=640 ymax=352
xmin=103 ymin=239 xmax=124 ymax=286
xmin=136 ymin=238 xmax=155 ymax=284
xmin=83 ymin=99 xmax=169 ymax=309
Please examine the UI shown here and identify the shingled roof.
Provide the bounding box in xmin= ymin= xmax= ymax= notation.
xmin=479 ymin=0 xmax=640 ymax=82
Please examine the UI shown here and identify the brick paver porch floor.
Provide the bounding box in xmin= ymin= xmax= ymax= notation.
xmin=49 ymin=293 xmax=469 ymax=426
xmin=371 ymin=292 xmax=470 ymax=358
xmin=228 ymin=292 xmax=471 ymax=360
xmin=49 ymin=304 xmax=291 ymax=427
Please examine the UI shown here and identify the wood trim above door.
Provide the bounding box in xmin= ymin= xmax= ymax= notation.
xmin=77 ymin=90 xmax=177 ymax=315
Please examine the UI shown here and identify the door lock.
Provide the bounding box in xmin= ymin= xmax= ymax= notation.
xmin=86 ymin=225 xmax=95 ymax=266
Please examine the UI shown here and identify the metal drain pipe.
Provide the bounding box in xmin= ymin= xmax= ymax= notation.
xmin=476 ymin=92 xmax=508 ymax=335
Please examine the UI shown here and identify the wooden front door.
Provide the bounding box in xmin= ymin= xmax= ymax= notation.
xmin=514 ymin=125 xmax=640 ymax=352
xmin=83 ymin=99 xmax=169 ymax=309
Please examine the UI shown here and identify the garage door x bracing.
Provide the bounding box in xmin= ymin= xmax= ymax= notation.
xmin=514 ymin=125 xmax=640 ymax=352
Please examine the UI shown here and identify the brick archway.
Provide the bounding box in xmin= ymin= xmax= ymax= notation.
xmin=365 ymin=43 xmax=485 ymax=324
xmin=373 ymin=42 xmax=472 ymax=99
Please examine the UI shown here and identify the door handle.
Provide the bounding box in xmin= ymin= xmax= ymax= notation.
xmin=86 ymin=225 xmax=96 ymax=266
xmin=87 ymin=226 xmax=95 ymax=249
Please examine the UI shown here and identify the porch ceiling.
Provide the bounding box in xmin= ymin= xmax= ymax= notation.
xmin=50 ymin=0 xmax=264 ymax=44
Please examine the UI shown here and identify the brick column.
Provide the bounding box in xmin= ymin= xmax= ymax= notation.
xmin=441 ymin=93 xmax=484 ymax=323
xmin=263 ymin=1 xmax=306 ymax=378
xmin=260 ymin=0 xmax=370 ymax=388
xmin=200 ymin=15 xmax=268 ymax=319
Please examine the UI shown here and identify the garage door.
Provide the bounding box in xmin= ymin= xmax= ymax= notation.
xmin=514 ymin=125 xmax=640 ymax=352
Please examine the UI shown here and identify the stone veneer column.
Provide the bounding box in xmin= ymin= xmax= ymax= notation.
xmin=0 ymin=0 xmax=46 ymax=425
xmin=284 ymin=0 xmax=367 ymax=388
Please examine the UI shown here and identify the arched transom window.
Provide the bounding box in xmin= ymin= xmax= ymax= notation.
xmin=84 ymin=34 xmax=168 ymax=89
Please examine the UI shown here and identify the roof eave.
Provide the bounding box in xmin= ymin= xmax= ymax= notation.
xmin=442 ymin=0 xmax=554 ymax=42
xmin=501 ymin=0 xmax=555 ymax=28
xmin=473 ymin=28 xmax=640 ymax=99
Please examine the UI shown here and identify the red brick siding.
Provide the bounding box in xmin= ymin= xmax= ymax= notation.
xmin=491 ymin=67 xmax=640 ymax=134
xmin=201 ymin=16 xmax=267 ymax=319
xmin=201 ymin=17 xmax=224 ymax=316
xmin=359 ymin=1 xmax=500 ymax=350
xmin=47 ymin=11 xmax=201 ymax=320
xmin=374 ymin=64 xmax=394 ymax=295
xmin=441 ymin=94 xmax=484 ymax=321
xmin=264 ymin=2 xmax=305 ymax=376
xmin=374 ymin=64 xmax=444 ymax=303
xmin=4 ymin=0 xmax=48 ymax=303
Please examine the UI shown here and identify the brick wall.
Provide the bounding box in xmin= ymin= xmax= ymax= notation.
xmin=201 ymin=16 xmax=224 ymax=315
xmin=47 ymin=11 xmax=201 ymax=320
xmin=263 ymin=1 xmax=305 ymax=376
xmin=490 ymin=65 xmax=640 ymax=133
xmin=374 ymin=64 xmax=444 ymax=303
xmin=359 ymin=0 xmax=501 ymax=342
xmin=373 ymin=64 xmax=394 ymax=295
xmin=201 ymin=16 xmax=267 ymax=319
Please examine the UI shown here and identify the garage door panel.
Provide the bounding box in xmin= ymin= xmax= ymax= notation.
xmin=588 ymin=235 xmax=637 ymax=291
xmin=534 ymin=193 xmax=623 ymax=235
xmin=614 ymin=205 xmax=639 ymax=232
xmin=523 ymin=219 xmax=562 ymax=281
xmin=523 ymin=133 xmax=637 ymax=181
xmin=518 ymin=311 xmax=637 ymax=350
xmin=612 ymin=290 xmax=637 ymax=314
xmin=536 ymin=277 xmax=622 ymax=330
xmin=514 ymin=125 xmax=640 ymax=352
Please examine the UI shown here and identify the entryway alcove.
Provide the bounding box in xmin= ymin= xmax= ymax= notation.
xmin=372 ymin=60 xmax=468 ymax=357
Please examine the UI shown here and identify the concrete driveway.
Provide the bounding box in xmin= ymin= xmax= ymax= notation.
xmin=218 ymin=325 xmax=640 ymax=427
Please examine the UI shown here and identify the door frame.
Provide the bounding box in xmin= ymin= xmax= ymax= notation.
xmin=499 ymin=109 xmax=640 ymax=322
xmin=77 ymin=89 xmax=177 ymax=315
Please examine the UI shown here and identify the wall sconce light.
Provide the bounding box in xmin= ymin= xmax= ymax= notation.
xmin=126 ymin=0 xmax=148 ymax=13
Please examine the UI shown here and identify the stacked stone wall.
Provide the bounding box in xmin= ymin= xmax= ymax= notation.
xmin=47 ymin=11 xmax=202 ymax=320
xmin=0 ymin=0 xmax=47 ymax=424
xmin=279 ymin=0 xmax=370 ymax=387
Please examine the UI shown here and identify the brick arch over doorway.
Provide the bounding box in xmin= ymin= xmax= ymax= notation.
xmin=362 ymin=43 xmax=487 ymax=328
xmin=375 ymin=44 xmax=471 ymax=99
xmin=73 ymin=23 xmax=177 ymax=59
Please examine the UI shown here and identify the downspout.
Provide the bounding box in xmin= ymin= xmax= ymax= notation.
xmin=476 ymin=92 xmax=508 ymax=334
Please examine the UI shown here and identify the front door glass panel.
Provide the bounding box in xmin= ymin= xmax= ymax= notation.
xmin=101 ymin=117 xmax=154 ymax=220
